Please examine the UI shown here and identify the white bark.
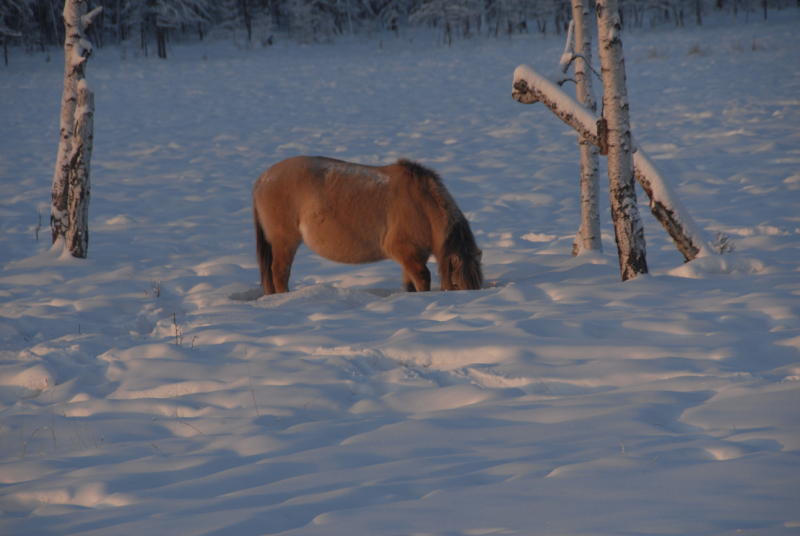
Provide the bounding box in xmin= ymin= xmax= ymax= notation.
xmin=51 ymin=0 xmax=87 ymax=243
xmin=65 ymin=80 xmax=94 ymax=258
xmin=51 ymin=0 xmax=100 ymax=257
xmin=570 ymin=0 xmax=602 ymax=256
xmin=512 ymin=64 xmax=711 ymax=263
xmin=596 ymin=0 xmax=647 ymax=281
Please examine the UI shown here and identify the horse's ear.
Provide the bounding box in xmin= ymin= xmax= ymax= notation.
xmin=451 ymin=256 xmax=462 ymax=269
xmin=476 ymin=250 xmax=483 ymax=261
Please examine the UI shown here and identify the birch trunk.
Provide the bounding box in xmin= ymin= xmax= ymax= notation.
xmin=51 ymin=0 xmax=87 ymax=243
xmin=65 ymin=80 xmax=94 ymax=258
xmin=51 ymin=0 xmax=101 ymax=255
xmin=571 ymin=0 xmax=602 ymax=256
xmin=511 ymin=65 xmax=711 ymax=263
xmin=595 ymin=0 xmax=647 ymax=280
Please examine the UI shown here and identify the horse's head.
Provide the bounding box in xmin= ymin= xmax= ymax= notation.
xmin=438 ymin=213 xmax=483 ymax=291
xmin=440 ymin=248 xmax=483 ymax=291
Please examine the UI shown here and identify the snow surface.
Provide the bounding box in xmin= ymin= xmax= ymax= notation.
xmin=2 ymin=18 xmax=800 ymax=536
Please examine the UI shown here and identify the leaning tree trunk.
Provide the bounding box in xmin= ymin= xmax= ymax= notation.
xmin=571 ymin=0 xmax=602 ymax=256
xmin=51 ymin=0 xmax=101 ymax=257
xmin=595 ymin=0 xmax=647 ymax=281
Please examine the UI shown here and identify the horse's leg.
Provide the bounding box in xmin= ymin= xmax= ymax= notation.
xmin=270 ymin=238 xmax=301 ymax=293
xmin=386 ymin=237 xmax=432 ymax=292
xmin=402 ymin=263 xmax=431 ymax=292
xmin=395 ymin=250 xmax=431 ymax=292
xmin=412 ymin=264 xmax=432 ymax=292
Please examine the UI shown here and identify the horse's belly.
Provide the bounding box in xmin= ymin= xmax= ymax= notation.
xmin=299 ymin=219 xmax=386 ymax=265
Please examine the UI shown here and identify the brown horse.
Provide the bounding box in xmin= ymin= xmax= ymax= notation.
xmin=252 ymin=156 xmax=483 ymax=295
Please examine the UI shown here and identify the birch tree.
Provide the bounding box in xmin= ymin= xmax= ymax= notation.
xmin=595 ymin=0 xmax=647 ymax=280
xmin=51 ymin=0 xmax=101 ymax=258
xmin=563 ymin=0 xmax=601 ymax=256
xmin=512 ymin=66 xmax=712 ymax=264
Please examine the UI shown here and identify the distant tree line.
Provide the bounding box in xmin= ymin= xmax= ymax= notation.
xmin=2 ymin=0 xmax=798 ymax=61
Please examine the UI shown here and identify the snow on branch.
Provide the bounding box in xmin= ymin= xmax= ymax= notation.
xmin=513 ymin=63 xmax=712 ymax=261
xmin=553 ymin=20 xmax=602 ymax=86
xmin=513 ymin=65 xmax=600 ymax=147
xmin=556 ymin=19 xmax=576 ymax=77
xmin=82 ymin=6 xmax=102 ymax=29
xmin=0 ymin=27 xmax=22 ymax=37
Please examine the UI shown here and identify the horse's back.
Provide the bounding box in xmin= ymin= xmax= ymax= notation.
xmin=254 ymin=156 xmax=410 ymax=264
xmin=254 ymin=156 xmax=390 ymax=205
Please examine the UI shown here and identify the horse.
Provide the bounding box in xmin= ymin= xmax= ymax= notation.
xmin=252 ymin=156 xmax=483 ymax=295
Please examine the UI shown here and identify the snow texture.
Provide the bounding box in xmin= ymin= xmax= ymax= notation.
xmin=1 ymin=16 xmax=800 ymax=536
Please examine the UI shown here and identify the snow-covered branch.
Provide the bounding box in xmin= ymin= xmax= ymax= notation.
xmin=513 ymin=65 xmax=601 ymax=147
xmin=556 ymin=19 xmax=576 ymax=77
xmin=82 ymin=6 xmax=102 ymax=29
xmin=553 ymin=19 xmax=602 ymax=86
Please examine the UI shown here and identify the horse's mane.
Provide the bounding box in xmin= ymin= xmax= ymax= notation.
xmin=397 ymin=159 xmax=456 ymax=222
xmin=397 ymin=159 xmax=483 ymax=290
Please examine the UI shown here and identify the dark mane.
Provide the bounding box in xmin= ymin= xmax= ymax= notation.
xmin=397 ymin=159 xmax=441 ymax=183
xmin=438 ymin=212 xmax=483 ymax=290
xmin=398 ymin=159 xmax=483 ymax=290
xmin=397 ymin=158 xmax=456 ymax=221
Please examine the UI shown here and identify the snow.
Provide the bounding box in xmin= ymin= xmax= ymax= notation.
xmin=2 ymin=17 xmax=800 ymax=535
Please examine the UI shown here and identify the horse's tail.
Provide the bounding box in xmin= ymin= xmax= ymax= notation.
xmin=253 ymin=202 xmax=274 ymax=294
xmin=438 ymin=213 xmax=484 ymax=291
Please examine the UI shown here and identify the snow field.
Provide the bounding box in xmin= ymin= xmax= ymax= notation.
xmin=1 ymin=16 xmax=800 ymax=535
